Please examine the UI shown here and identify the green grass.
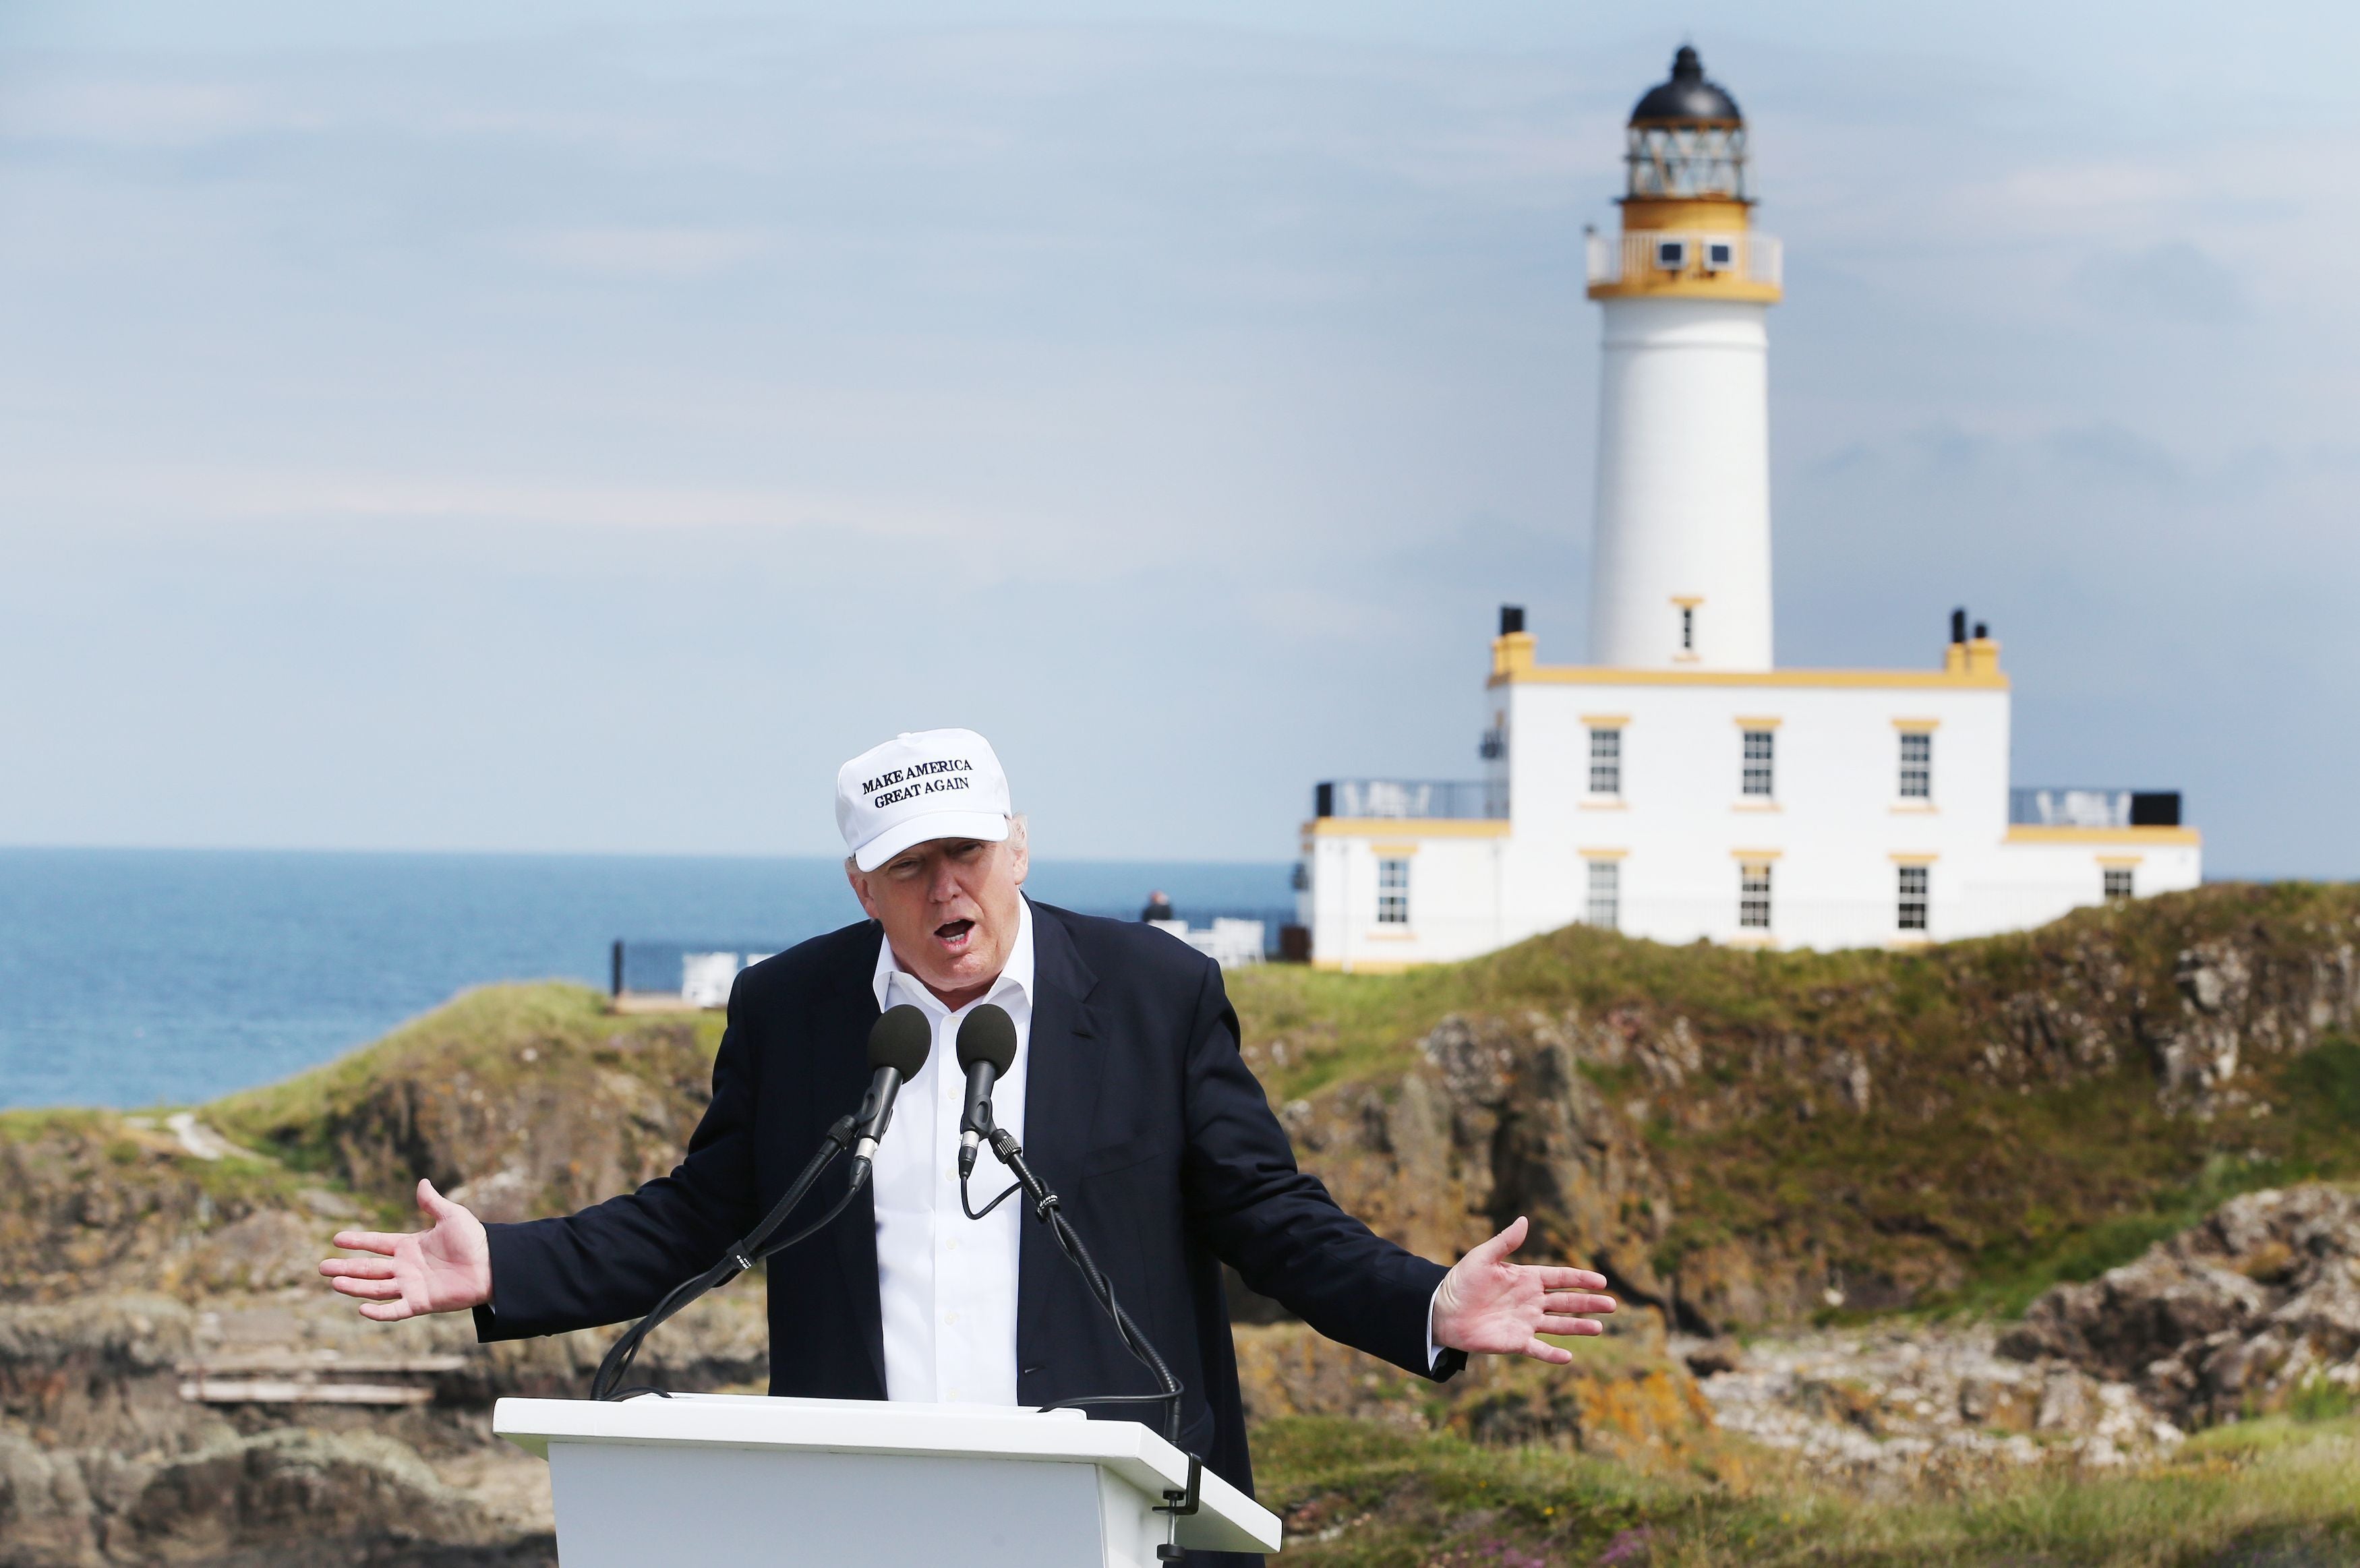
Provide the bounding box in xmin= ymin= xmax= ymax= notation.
xmin=1253 ymin=1413 xmax=2360 ymax=1567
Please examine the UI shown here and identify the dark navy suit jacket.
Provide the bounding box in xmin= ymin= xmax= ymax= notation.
xmin=475 ymin=901 xmax=1463 ymax=1563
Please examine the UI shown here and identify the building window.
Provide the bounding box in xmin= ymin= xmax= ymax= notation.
xmin=1899 ymin=731 xmax=1931 ymax=800
xmin=2103 ymin=867 xmax=2134 ymax=901
xmin=1376 ymin=857 xmax=1410 ymax=924
xmin=1738 ymin=864 xmax=1772 ymax=929
xmin=1679 ymin=605 xmax=1695 ymax=653
xmin=1897 ymin=865 xmax=1928 ymax=931
xmin=1703 ymin=238 xmax=1736 ymax=271
xmin=1585 ymin=860 xmax=1620 ymax=929
xmin=1655 ymin=237 xmax=1687 ymax=270
xmin=1588 ymin=727 xmax=1622 ymax=795
xmin=1740 ymin=729 xmax=1775 ymax=797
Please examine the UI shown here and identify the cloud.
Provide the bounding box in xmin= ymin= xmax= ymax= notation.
xmin=2069 ymin=240 xmax=2248 ymax=324
xmin=512 ymin=225 xmax=773 ymax=279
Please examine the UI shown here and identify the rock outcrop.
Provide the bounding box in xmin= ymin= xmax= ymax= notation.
xmin=1241 ymin=883 xmax=2360 ymax=1333
xmin=1689 ymin=1323 xmax=2183 ymax=1492
xmin=2000 ymin=1183 xmax=2360 ymax=1426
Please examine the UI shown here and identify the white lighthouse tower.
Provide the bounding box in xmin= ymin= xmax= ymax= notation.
xmin=1586 ymin=47 xmax=1780 ymax=671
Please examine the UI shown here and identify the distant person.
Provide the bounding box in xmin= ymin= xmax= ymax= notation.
xmin=1141 ymin=888 xmax=1175 ymax=923
xmin=319 ymin=727 xmax=1616 ymax=1568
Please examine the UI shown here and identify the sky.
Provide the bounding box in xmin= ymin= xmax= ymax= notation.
xmin=1 ymin=1 xmax=2354 ymax=874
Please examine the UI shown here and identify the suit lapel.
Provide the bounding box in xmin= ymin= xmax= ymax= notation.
xmin=1015 ymin=903 xmax=1104 ymax=1377
xmin=828 ymin=922 xmax=889 ymax=1396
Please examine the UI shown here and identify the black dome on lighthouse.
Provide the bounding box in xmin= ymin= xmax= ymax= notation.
xmin=1630 ymin=45 xmax=1742 ymax=126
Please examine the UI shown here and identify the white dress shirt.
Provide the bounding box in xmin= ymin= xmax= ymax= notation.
xmin=868 ymin=897 xmax=1034 ymax=1405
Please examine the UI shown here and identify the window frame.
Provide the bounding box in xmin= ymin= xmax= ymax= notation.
xmin=1376 ymin=856 xmax=1411 ymax=925
xmin=1897 ymin=864 xmax=1929 ymax=931
xmin=1738 ymin=862 xmax=1772 ymax=929
xmin=1654 ymin=237 xmax=1688 ymax=271
xmin=1740 ymin=728 xmax=1775 ymax=798
xmin=1587 ymin=726 xmax=1623 ymax=797
xmin=1898 ymin=730 xmax=1932 ymax=801
xmin=1585 ymin=859 xmax=1620 ymax=930
xmin=2102 ymin=866 xmax=2134 ymax=902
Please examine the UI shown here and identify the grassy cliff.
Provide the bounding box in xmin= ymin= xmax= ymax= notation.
xmin=1227 ymin=880 xmax=2360 ymax=1327
xmin=6 ymin=882 xmax=2360 ymax=1565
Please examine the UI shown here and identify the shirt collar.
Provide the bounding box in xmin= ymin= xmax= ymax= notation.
xmin=870 ymin=895 xmax=1036 ymax=1016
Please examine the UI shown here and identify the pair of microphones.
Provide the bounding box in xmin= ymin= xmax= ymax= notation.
xmin=849 ymin=1001 xmax=1020 ymax=1189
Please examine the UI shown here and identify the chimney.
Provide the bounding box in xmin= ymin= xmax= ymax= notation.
xmin=1949 ymin=607 xmax=1967 ymax=645
xmin=1499 ymin=605 xmax=1526 ymax=636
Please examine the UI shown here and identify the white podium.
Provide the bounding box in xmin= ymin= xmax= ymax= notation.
xmin=496 ymin=1393 xmax=1283 ymax=1566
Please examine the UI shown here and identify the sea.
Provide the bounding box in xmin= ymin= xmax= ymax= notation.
xmin=0 ymin=848 xmax=1293 ymax=1112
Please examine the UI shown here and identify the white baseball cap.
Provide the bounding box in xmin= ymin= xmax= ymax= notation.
xmin=835 ymin=728 xmax=1013 ymax=872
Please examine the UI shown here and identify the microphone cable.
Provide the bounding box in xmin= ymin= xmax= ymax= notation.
xmin=970 ymin=1128 xmax=1185 ymax=1447
xmin=593 ymin=1113 xmax=862 ymax=1401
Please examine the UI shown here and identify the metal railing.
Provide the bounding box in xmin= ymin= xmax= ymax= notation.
xmin=1585 ymin=229 xmax=1781 ymax=289
xmin=1314 ymin=779 xmax=1509 ymax=820
xmin=2009 ymin=788 xmax=2182 ymax=828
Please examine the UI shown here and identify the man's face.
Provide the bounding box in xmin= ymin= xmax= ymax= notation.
xmin=846 ymin=829 xmax=1029 ymax=1006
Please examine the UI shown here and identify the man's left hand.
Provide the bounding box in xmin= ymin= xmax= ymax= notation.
xmin=1432 ymin=1215 xmax=1617 ymax=1365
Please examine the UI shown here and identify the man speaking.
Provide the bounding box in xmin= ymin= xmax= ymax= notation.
xmin=322 ymin=729 xmax=1616 ymax=1563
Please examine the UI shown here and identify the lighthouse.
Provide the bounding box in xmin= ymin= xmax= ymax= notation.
xmin=1585 ymin=46 xmax=1780 ymax=671
xmin=1296 ymin=43 xmax=2202 ymax=970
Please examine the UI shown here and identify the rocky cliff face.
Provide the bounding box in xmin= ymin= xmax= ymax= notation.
xmin=2001 ymin=1183 xmax=2360 ymax=1427
xmin=1241 ymin=883 xmax=2360 ymax=1335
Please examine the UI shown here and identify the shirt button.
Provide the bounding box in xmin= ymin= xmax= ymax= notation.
xmin=947 ymin=1239 xmax=958 ymax=1250
xmin=943 ymin=1311 xmax=959 ymax=1325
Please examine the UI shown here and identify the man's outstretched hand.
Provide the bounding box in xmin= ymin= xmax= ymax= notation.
xmin=318 ymin=1179 xmax=493 ymax=1321
xmin=1432 ymin=1215 xmax=1617 ymax=1365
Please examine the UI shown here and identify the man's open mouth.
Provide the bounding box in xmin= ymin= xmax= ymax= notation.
xmin=934 ymin=919 xmax=975 ymax=945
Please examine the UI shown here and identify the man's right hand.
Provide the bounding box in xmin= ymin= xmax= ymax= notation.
xmin=318 ymin=1178 xmax=493 ymax=1321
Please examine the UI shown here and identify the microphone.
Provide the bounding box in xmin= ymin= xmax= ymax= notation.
xmin=955 ymin=1003 xmax=1019 ymax=1180
xmin=850 ymin=1004 xmax=932 ymax=1186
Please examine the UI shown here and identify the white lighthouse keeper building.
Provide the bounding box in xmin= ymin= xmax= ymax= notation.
xmin=1299 ymin=47 xmax=2201 ymax=970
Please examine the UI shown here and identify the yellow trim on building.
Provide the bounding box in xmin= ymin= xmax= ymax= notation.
xmin=1732 ymin=848 xmax=1783 ymax=862
xmin=1942 ymin=638 xmax=2003 ymax=678
xmin=1891 ymin=717 xmax=1941 ymax=731
xmin=1890 ymin=803 xmax=1939 ymax=815
xmin=1307 ymin=818 xmax=1512 ymax=840
xmin=1732 ymin=801 xmax=1781 ymax=813
xmin=1620 ymin=198 xmax=1750 ymax=233
xmin=1579 ymin=847 xmax=1631 ymax=860
xmin=2004 ymin=826 xmax=2200 ymax=847
xmin=1491 ymin=663 xmax=2008 ymax=692
xmin=1579 ymin=799 xmax=1628 ymax=811
xmin=1581 ymin=713 xmax=1632 ymax=727
xmin=1889 ymin=852 xmax=1939 ymax=864
xmin=1670 ymin=594 xmax=1704 ymax=608
xmin=1734 ymin=715 xmax=1783 ymax=729
xmin=2096 ymin=854 xmax=2146 ymax=868
xmin=1368 ymin=843 xmax=1421 ymax=857
xmin=1490 ymin=630 xmax=1538 ymax=680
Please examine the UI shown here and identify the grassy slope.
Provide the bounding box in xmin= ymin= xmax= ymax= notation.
xmin=1255 ymin=1412 xmax=2360 ymax=1567
xmin=1229 ymin=881 xmax=2360 ymax=1316
xmin=11 ymin=898 xmax=2359 ymax=1559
